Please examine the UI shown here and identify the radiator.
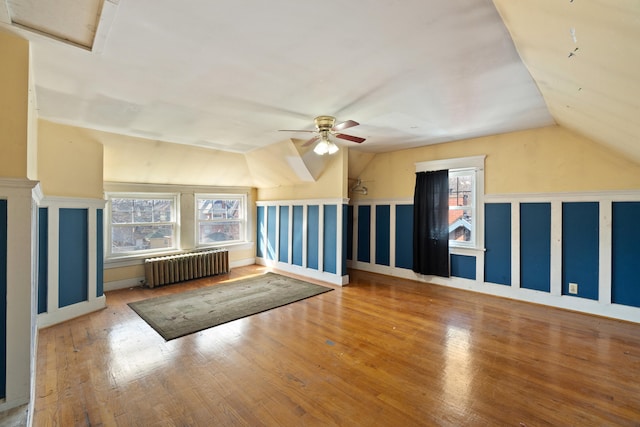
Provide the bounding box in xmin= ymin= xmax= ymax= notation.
xmin=144 ymin=249 xmax=229 ymax=288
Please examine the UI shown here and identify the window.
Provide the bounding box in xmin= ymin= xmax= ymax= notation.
xmin=415 ymin=155 xmax=484 ymax=250
xmin=448 ymin=169 xmax=475 ymax=246
xmin=107 ymin=194 xmax=178 ymax=256
xmin=196 ymin=194 xmax=246 ymax=246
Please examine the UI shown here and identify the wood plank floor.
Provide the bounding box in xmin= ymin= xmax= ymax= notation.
xmin=33 ymin=265 xmax=640 ymax=426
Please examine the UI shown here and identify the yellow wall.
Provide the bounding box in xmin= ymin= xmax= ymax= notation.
xmin=0 ymin=31 xmax=30 ymax=178
xmin=27 ymin=61 xmax=38 ymax=180
xmin=257 ymin=148 xmax=348 ymax=201
xmin=38 ymin=120 xmax=104 ymax=198
xmin=352 ymin=125 xmax=640 ymax=201
xmin=100 ymin=129 xmax=253 ymax=187
xmin=104 ymin=264 xmax=144 ymax=284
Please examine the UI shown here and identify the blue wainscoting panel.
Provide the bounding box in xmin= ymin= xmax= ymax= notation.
xmin=0 ymin=200 xmax=6 ymax=398
xmin=279 ymin=206 xmax=289 ymax=263
xmin=562 ymin=202 xmax=599 ymax=300
xmin=346 ymin=205 xmax=354 ymax=261
xmin=395 ymin=205 xmax=413 ymax=269
xmin=451 ymin=254 xmax=476 ymax=280
xmin=520 ymin=203 xmax=551 ymax=292
xmin=267 ymin=206 xmax=277 ymax=261
xmin=59 ymin=208 xmax=89 ymax=308
xmin=292 ymin=206 xmax=303 ymax=266
xmin=323 ymin=205 xmax=337 ymax=274
xmin=357 ymin=205 xmax=371 ymax=263
xmin=38 ymin=208 xmax=48 ymax=313
xmin=485 ymin=203 xmax=511 ymax=285
xmin=96 ymin=209 xmax=104 ymax=297
xmin=612 ymin=202 xmax=640 ymax=307
xmin=342 ymin=205 xmax=348 ymax=276
xmin=307 ymin=205 xmax=319 ymax=270
xmin=375 ymin=205 xmax=390 ymax=266
xmin=256 ymin=206 xmax=265 ymax=258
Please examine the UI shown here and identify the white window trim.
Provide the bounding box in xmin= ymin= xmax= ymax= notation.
xmin=195 ymin=193 xmax=247 ymax=248
xmin=449 ymin=168 xmax=476 ymax=248
xmin=105 ymin=192 xmax=180 ymax=260
xmin=415 ymin=155 xmax=485 ymax=251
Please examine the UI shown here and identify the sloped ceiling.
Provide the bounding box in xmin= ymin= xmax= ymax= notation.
xmin=0 ymin=0 xmax=638 ymax=170
xmin=493 ymin=0 xmax=640 ymax=164
xmin=1 ymin=0 xmax=553 ymax=156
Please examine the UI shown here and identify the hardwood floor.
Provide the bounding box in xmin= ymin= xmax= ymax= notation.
xmin=33 ymin=265 xmax=640 ymax=426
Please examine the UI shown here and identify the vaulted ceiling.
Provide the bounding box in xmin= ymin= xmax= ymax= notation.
xmin=1 ymin=0 xmax=638 ymax=162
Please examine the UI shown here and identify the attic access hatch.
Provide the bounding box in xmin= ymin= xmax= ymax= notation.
xmin=3 ymin=0 xmax=119 ymax=52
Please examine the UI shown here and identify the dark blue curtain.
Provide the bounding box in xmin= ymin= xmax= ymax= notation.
xmin=413 ymin=170 xmax=450 ymax=277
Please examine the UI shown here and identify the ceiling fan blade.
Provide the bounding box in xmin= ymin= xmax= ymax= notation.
xmin=332 ymin=120 xmax=359 ymax=131
xmin=302 ymin=135 xmax=320 ymax=147
xmin=278 ymin=129 xmax=315 ymax=133
xmin=335 ymin=133 xmax=366 ymax=143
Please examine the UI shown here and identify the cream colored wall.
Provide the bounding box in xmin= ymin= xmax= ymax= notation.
xmin=246 ymin=140 xmax=318 ymax=188
xmin=38 ymin=120 xmax=253 ymax=191
xmin=27 ymin=58 xmax=38 ymax=180
xmin=347 ymin=149 xmax=376 ymax=181
xmin=38 ymin=120 xmax=104 ymax=198
xmin=0 ymin=31 xmax=29 ymax=178
xmin=351 ymin=125 xmax=640 ymax=201
xmin=99 ymin=129 xmax=253 ymax=187
xmin=257 ymin=149 xmax=348 ymax=201
xmin=104 ymin=264 xmax=144 ymax=285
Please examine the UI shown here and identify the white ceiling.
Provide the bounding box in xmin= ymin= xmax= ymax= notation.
xmin=3 ymin=0 xmax=639 ymax=160
xmin=0 ymin=0 xmax=558 ymax=154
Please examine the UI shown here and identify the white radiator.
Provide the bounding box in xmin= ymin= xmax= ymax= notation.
xmin=144 ymin=249 xmax=229 ymax=288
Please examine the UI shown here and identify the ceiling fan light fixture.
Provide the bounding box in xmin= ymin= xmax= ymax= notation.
xmin=280 ymin=116 xmax=364 ymax=153
xmin=327 ymin=141 xmax=339 ymax=154
xmin=313 ymin=136 xmax=339 ymax=155
xmin=313 ymin=138 xmax=330 ymax=155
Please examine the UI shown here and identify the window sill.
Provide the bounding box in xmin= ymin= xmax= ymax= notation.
xmin=450 ymin=246 xmax=485 ymax=256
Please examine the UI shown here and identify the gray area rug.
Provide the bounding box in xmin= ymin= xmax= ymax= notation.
xmin=128 ymin=272 xmax=332 ymax=340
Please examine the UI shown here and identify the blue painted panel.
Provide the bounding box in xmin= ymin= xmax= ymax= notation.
xmin=307 ymin=205 xmax=319 ymax=270
xmin=59 ymin=208 xmax=89 ymax=308
xmin=38 ymin=208 xmax=48 ymax=313
xmin=562 ymin=202 xmax=599 ymax=300
xmin=256 ymin=206 xmax=265 ymax=258
xmin=485 ymin=203 xmax=511 ymax=285
xmin=612 ymin=202 xmax=640 ymax=307
xmin=292 ymin=206 xmax=303 ymax=266
xmin=342 ymin=205 xmax=348 ymax=276
xmin=0 ymin=200 xmax=6 ymax=398
xmin=279 ymin=206 xmax=289 ymax=263
xmin=346 ymin=205 xmax=354 ymax=261
xmin=520 ymin=203 xmax=551 ymax=292
xmin=323 ymin=205 xmax=337 ymax=274
xmin=357 ymin=205 xmax=371 ymax=263
xmin=395 ymin=205 xmax=413 ymax=269
xmin=451 ymin=254 xmax=476 ymax=280
xmin=96 ymin=209 xmax=104 ymax=297
xmin=267 ymin=206 xmax=277 ymax=261
xmin=375 ymin=205 xmax=390 ymax=266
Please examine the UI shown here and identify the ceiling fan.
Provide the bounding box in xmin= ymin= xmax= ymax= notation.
xmin=279 ymin=115 xmax=366 ymax=155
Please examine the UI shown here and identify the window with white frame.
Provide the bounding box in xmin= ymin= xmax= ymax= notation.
xmin=107 ymin=194 xmax=178 ymax=256
xmin=415 ymin=155 xmax=484 ymax=250
xmin=448 ymin=169 xmax=476 ymax=247
xmin=196 ymin=194 xmax=246 ymax=246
